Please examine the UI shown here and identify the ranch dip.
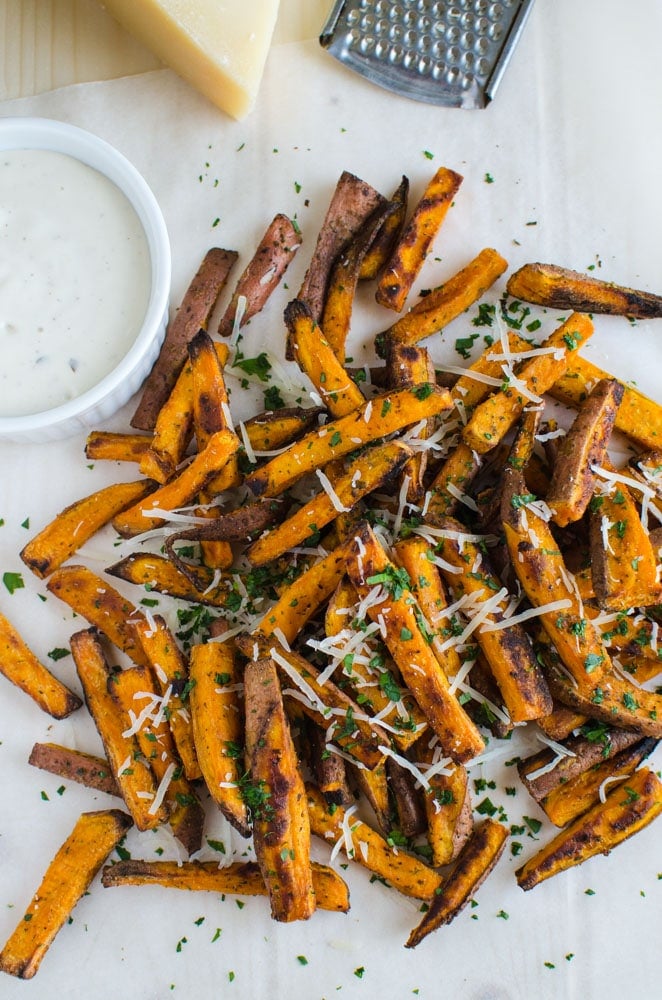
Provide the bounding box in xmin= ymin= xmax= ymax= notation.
xmin=0 ymin=148 xmax=151 ymax=417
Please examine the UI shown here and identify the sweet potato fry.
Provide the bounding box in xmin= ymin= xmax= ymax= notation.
xmin=20 ymin=479 xmax=156 ymax=578
xmin=376 ymin=166 xmax=463 ymax=313
xmin=245 ymin=385 xmax=452 ymax=498
xmin=542 ymin=647 xmax=662 ymax=738
xmin=188 ymin=641 xmax=250 ymax=837
xmin=415 ymin=740 xmax=472 ymax=867
xmin=546 ymin=378 xmax=624 ymax=526
xmin=551 ymin=354 xmax=662 ymax=452
xmin=244 ymin=658 xmax=316 ymax=922
xmin=133 ymin=615 xmax=200 ymax=781
xmin=101 ymin=859 xmax=349 ymax=912
xmin=217 ymin=213 xmax=301 ymax=337
xmin=188 ymin=329 xmax=240 ymax=500
xmin=538 ymin=737 xmax=660 ymax=827
xmin=500 ymin=468 xmax=611 ymax=695
xmin=462 ymin=313 xmax=593 ymax=453
xmin=132 ymin=247 xmax=238 ymax=430
xmin=0 ymin=611 xmax=82 ymax=718
xmin=113 ymin=428 xmax=240 ymax=537
xmin=297 ymin=170 xmax=386 ymax=327
xmin=346 ymin=523 xmax=485 ymax=762
xmin=0 ymin=809 xmax=132 ymax=979
xmin=405 ymin=818 xmax=507 ymax=948
xmin=359 ymin=175 xmax=409 ymax=280
xmin=105 ymin=552 xmax=236 ymax=608
xmin=307 ymin=785 xmax=442 ymax=900
xmin=386 ymin=755 xmax=427 ymax=838
xmin=110 ymin=665 xmax=204 ymax=854
xmin=517 ymin=726 xmax=643 ymax=806
xmin=321 ymin=198 xmax=403 ymax=362
xmin=506 ymin=261 xmax=662 ymax=317
xmin=85 ymin=431 xmax=153 ymax=464
xmin=256 ymin=545 xmax=347 ymax=644
xmin=247 ymin=440 xmax=412 ymax=566
xmin=71 ymin=629 xmax=166 ymax=830
xmin=28 ymin=742 xmax=119 ymax=796
xmin=47 ymin=565 xmax=149 ymax=667
xmin=515 ymin=766 xmax=662 ymax=891
xmin=285 ymin=299 xmax=366 ymax=416
xmin=380 ymin=247 xmax=507 ymax=353
xmin=386 ymin=343 xmax=436 ymax=501
xmin=423 ymin=442 xmax=483 ymax=523
xmin=241 ymin=405 xmax=324 ymax=452
xmin=433 ymin=517 xmax=553 ymax=722
xmin=588 ymin=466 xmax=662 ymax=610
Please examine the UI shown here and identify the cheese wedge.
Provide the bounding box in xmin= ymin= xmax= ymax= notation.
xmin=100 ymin=0 xmax=280 ymax=119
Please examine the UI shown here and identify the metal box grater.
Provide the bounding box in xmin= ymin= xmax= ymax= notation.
xmin=320 ymin=0 xmax=535 ymax=109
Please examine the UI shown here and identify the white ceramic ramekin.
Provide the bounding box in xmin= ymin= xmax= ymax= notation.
xmin=0 ymin=117 xmax=171 ymax=443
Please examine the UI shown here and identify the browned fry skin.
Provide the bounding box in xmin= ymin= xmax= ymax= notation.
xmin=352 ymin=760 xmax=392 ymax=834
xmin=139 ymin=354 xmax=196 ymax=483
xmin=462 ymin=312 xmax=594 ymax=454
xmin=20 ymin=479 xmax=156 ymax=579
xmin=0 ymin=611 xmax=82 ymax=719
xmin=84 ymin=431 xmax=153 ymax=463
xmin=506 ymin=261 xmax=662 ymax=317
xmin=133 ymin=615 xmax=201 ymax=782
xmin=380 ymin=247 xmax=508 ymax=355
xmin=188 ymin=329 xmax=240 ymax=501
xmin=297 ymin=169 xmax=386 ymax=329
xmin=132 ymin=247 xmax=238 ymax=430
xmin=500 ymin=468 xmax=611 ymax=696
xmin=244 ymin=658 xmax=316 ymax=922
xmin=386 ymin=756 xmax=427 ymax=837
xmin=320 ymin=198 xmax=403 ymax=363
xmin=307 ymin=784 xmax=442 ymax=899
xmin=432 ymin=517 xmax=553 ymax=723
xmin=517 ymin=726 xmax=643 ymax=805
xmin=376 ymin=166 xmax=464 ymax=313
xmin=546 ymin=378 xmax=624 ymax=527
xmin=247 ymin=440 xmax=412 ymax=566
xmin=405 ymin=818 xmax=507 ymax=948
xmin=359 ymin=175 xmax=409 ymax=281
xmin=540 ymin=737 xmax=660 ymax=827
xmin=188 ymin=641 xmax=250 ymax=837
xmin=346 ymin=523 xmax=485 ymax=762
xmin=101 ymin=859 xmax=350 ymax=913
xmin=245 ymin=385 xmax=452 ymax=499
xmin=0 ymin=809 xmax=133 ymax=980
xmin=110 ymin=665 xmax=204 ymax=855
xmin=105 ymin=552 xmax=236 ymax=608
xmin=217 ymin=213 xmax=301 ymax=337
xmin=47 ymin=565 xmax=149 ymax=668
xmin=71 ymin=629 xmax=166 ymax=831
xmin=515 ymin=766 xmax=662 ymax=891
xmin=285 ymin=298 xmax=366 ymax=416
xmin=305 ymin=720 xmax=351 ymax=808
xmin=28 ymin=742 xmax=119 ymax=796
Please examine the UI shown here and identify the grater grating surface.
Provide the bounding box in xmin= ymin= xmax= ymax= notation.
xmin=320 ymin=0 xmax=535 ymax=109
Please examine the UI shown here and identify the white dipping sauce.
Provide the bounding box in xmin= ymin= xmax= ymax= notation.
xmin=0 ymin=148 xmax=151 ymax=416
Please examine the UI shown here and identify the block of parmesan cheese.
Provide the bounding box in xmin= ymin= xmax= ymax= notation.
xmin=99 ymin=0 xmax=280 ymax=119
